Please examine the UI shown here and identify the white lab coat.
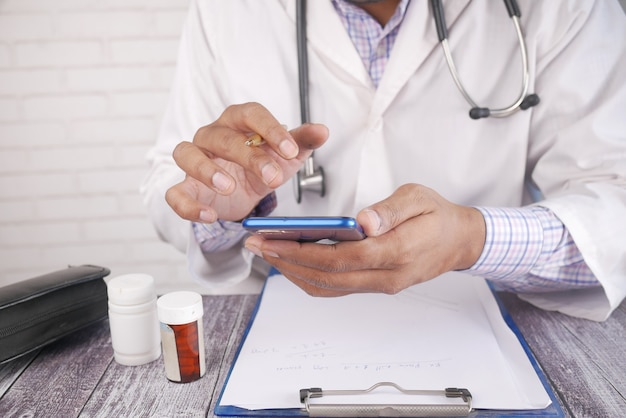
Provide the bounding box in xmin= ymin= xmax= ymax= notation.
xmin=141 ymin=0 xmax=626 ymax=321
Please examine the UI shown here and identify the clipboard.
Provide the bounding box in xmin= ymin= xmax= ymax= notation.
xmin=215 ymin=269 xmax=564 ymax=417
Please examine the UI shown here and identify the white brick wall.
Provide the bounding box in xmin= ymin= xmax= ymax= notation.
xmin=0 ymin=0 xmax=210 ymax=294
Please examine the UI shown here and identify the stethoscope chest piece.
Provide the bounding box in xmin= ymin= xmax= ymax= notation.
xmin=294 ymin=155 xmax=325 ymax=204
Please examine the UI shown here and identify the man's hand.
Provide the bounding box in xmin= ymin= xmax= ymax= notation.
xmin=165 ymin=102 xmax=328 ymax=222
xmin=244 ymin=184 xmax=486 ymax=296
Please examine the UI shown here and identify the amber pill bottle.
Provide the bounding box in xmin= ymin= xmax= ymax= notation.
xmin=157 ymin=291 xmax=206 ymax=383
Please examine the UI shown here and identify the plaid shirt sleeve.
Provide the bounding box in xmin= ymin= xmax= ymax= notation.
xmin=191 ymin=192 xmax=277 ymax=253
xmin=467 ymin=206 xmax=600 ymax=292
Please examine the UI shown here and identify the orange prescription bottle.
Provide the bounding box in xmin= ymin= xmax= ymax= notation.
xmin=157 ymin=291 xmax=206 ymax=383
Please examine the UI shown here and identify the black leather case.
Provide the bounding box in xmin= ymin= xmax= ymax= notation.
xmin=0 ymin=264 xmax=110 ymax=364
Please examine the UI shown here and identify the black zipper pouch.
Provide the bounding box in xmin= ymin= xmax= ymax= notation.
xmin=0 ymin=264 xmax=110 ymax=364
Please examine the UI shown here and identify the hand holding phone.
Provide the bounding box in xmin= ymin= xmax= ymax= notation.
xmin=242 ymin=216 xmax=366 ymax=242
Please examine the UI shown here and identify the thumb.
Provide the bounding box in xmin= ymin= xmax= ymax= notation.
xmin=356 ymin=184 xmax=434 ymax=237
xmin=289 ymin=123 xmax=329 ymax=153
xmin=356 ymin=208 xmax=384 ymax=237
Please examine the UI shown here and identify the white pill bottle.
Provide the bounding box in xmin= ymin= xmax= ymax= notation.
xmin=106 ymin=273 xmax=161 ymax=366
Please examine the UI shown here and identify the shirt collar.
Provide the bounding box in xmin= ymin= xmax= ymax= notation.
xmin=332 ymin=0 xmax=411 ymax=31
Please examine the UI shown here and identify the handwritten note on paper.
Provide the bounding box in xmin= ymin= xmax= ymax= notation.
xmin=218 ymin=271 xmax=551 ymax=411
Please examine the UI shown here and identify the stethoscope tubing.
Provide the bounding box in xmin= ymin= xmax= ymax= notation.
xmin=431 ymin=0 xmax=538 ymax=119
xmin=295 ymin=0 xmax=325 ymax=203
xmin=293 ymin=0 xmax=539 ymax=202
xmin=296 ymin=0 xmax=310 ymax=124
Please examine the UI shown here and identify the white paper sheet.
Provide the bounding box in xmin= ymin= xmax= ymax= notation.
xmin=218 ymin=271 xmax=551 ymax=411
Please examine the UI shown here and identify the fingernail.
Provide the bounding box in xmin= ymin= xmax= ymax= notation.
xmin=199 ymin=210 xmax=214 ymax=222
xmin=279 ymin=139 xmax=298 ymax=159
xmin=364 ymin=209 xmax=381 ymax=234
xmin=244 ymin=241 xmax=263 ymax=258
xmin=263 ymin=250 xmax=279 ymax=258
xmin=212 ymin=171 xmax=233 ymax=192
xmin=261 ymin=163 xmax=279 ymax=184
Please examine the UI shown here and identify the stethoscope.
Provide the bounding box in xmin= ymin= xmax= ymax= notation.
xmin=293 ymin=0 xmax=540 ymax=203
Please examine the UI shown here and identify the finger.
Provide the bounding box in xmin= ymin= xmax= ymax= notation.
xmin=232 ymin=123 xmax=328 ymax=175
xmin=165 ymin=179 xmax=217 ymax=222
xmin=245 ymin=236 xmax=380 ymax=272
xmin=356 ymin=183 xmax=436 ymax=237
xmin=172 ymin=141 xmax=238 ymax=194
xmin=183 ymin=123 xmax=328 ymax=196
xmin=272 ymin=255 xmax=407 ymax=295
xmin=245 ymin=236 xmax=404 ymax=293
xmin=280 ymin=271 xmax=354 ymax=297
xmin=226 ymin=123 xmax=329 ymax=187
xmin=267 ymin=251 xmax=373 ymax=296
xmin=193 ymin=125 xmax=286 ymax=189
xmin=220 ymin=102 xmax=299 ymax=159
xmin=220 ymin=103 xmax=329 ymax=159
xmin=288 ymin=123 xmax=329 ymax=153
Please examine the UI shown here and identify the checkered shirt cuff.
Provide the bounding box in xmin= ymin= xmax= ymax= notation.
xmin=467 ymin=206 xmax=598 ymax=292
xmin=192 ymin=192 xmax=277 ymax=253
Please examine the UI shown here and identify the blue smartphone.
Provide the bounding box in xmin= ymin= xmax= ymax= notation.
xmin=242 ymin=216 xmax=366 ymax=242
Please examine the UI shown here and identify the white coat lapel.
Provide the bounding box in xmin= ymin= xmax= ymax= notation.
xmin=285 ymin=0 xmax=375 ymax=88
xmin=374 ymin=0 xmax=471 ymax=115
xmin=352 ymin=0 xmax=471 ymax=210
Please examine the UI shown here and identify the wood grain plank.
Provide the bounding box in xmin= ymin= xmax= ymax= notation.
xmin=0 ymin=350 xmax=39 ymax=398
xmin=80 ymin=295 xmax=249 ymax=417
xmin=501 ymin=293 xmax=626 ymax=418
xmin=0 ymin=320 xmax=112 ymax=418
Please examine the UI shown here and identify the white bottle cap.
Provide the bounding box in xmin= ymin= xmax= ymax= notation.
xmin=157 ymin=291 xmax=203 ymax=325
xmin=107 ymin=273 xmax=156 ymax=306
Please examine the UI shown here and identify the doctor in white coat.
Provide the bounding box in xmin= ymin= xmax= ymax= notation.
xmin=141 ymin=0 xmax=626 ymax=321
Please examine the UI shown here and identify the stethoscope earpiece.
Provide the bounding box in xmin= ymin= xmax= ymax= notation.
xmin=432 ymin=0 xmax=539 ymax=119
xmin=470 ymin=108 xmax=490 ymax=120
xmin=470 ymin=93 xmax=539 ymax=119
xmin=520 ymin=94 xmax=540 ymax=110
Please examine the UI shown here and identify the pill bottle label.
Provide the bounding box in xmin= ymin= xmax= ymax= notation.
xmin=160 ymin=321 xmax=206 ymax=383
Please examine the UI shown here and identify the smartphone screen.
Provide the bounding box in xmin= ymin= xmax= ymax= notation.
xmin=242 ymin=216 xmax=366 ymax=242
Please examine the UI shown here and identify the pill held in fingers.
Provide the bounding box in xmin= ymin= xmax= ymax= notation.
xmin=244 ymin=134 xmax=265 ymax=147
xmin=244 ymin=125 xmax=288 ymax=147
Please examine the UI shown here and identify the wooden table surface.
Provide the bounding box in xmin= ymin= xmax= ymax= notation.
xmin=1 ymin=290 xmax=625 ymax=418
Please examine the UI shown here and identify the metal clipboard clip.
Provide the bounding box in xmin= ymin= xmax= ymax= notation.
xmin=300 ymin=381 xmax=472 ymax=417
